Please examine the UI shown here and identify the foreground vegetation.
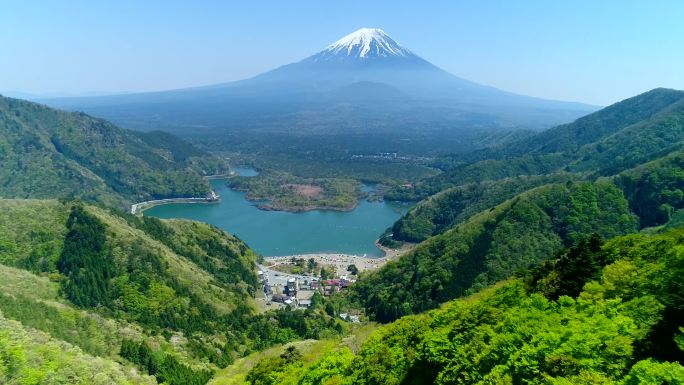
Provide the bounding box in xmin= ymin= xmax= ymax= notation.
xmin=0 ymin=199 xmax=344 ymax=385
xmin=239 ymin=227 xmax=684 ymax=384
xmin=356 ymin=180 xmax=639 ymax=322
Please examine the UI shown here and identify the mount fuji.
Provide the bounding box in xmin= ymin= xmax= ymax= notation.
xmin=42 ymin=28 xmax=597 ymax=152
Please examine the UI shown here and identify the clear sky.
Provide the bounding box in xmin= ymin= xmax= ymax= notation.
xmin=2 ymin=0 xmax=682 ymax=105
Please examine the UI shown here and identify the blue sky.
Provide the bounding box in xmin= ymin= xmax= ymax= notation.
xmin=2 ymin=0 xmax=682 ymax=105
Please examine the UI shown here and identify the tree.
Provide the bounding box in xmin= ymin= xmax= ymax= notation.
xmin=347 ymin=264 xmax=359 ymax=275
xmin=280 ymin=346 xmax=302 ymax=364
xmin=320 ymin=267 xmax=330 ymax=280
xmin=308 ymin=258 xmax=318 ymax=272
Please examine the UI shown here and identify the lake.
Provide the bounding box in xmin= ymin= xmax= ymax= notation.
xmin=144 ymin=167 xmax=410 ymax=256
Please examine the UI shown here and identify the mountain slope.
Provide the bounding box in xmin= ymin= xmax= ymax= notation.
xmin=230 ymin=226 xmax=684 ymax=384
xmin=41 ymin=28 xmax=596 ymax=145
xmin=0 ymin=199 xmax=344 ymax=385
xmin=0 ymin=96 xmax=228 ymax=207
xmin=356 ymin=180 xmax=638 ymax=322
xmin=391 ymin=88 xmax=684 ymax=200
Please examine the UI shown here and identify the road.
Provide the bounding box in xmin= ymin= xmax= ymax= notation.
xmin=258 ymin=264 xmax=314 ymax=288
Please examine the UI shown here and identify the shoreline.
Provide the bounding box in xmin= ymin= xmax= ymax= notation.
xmin=131 ymin=194 xmax=219 ymax=215
xmin=263 ymin=241 xmax=415 ymax=276
xmin=131 ymin=173 xmax=231 ymax=214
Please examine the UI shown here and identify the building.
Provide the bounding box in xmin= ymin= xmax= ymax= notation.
xmin=298 ymin=299 xmax=311 ymax=308
xmin=271 ymin=294 xmax=290 ymax=303
xmin=285 ymin=277 xmax=299 ymax=297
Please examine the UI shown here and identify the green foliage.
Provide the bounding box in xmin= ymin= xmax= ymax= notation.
xmin=57 ymin=205 xmax=115 ymax=307
xmin=121 ymin=339 xmax=214 ymax=385
xmin=615 ymin=151 xmax=684 ymax=227
xmin=621 ymin=359 xmax=684 ymax=385
xmin=391 ymin=173 xmax=579 ymax=242
xmin=0 ymin=314 xmax=156 ymax=385
xmin=353 ymin=181 xmax=638 ymax=322
xmin=0 ymin=199 xmax=68 ymax=272
xmin=297 ymin=347 xmax=354 ymax=385
xmin=261 ymin=226 xmax=684 ymax=384
xmin=526 ymin=233 xmax=605 ymax=300
xmin=228 ymin=171 xmax=363 ymax=211
xmin=0 ymin=263 xmax=129 ymax=359
xmin=0 ymin=96 xmax=227 ymax=208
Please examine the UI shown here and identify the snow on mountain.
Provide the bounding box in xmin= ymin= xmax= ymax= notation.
xmin=305 ymin=28 xmax=422 ymax=64
xmin=42 ymin=27 xmax=598 ymax=135
xmin=323 ymin=28 xmax=411 ymax=58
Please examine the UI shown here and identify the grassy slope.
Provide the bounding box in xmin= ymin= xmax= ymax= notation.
xmin=0 ymin=199 xmax=260 ymax=384
xmin=88 ymin=205 xmax=256 ymax=314
xmin=209 ymin=324 xmax=377 ymax=385
xmin=390 ymin=173 xmax=581 ymax=242
xmin=0 ymin=314 xmax=157 ymax=385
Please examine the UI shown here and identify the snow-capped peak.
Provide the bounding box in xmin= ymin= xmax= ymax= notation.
xmin=324 ymin=28 xmax=412 ymax=59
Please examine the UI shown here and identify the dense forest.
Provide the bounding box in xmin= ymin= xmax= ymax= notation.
xmin=2 ymin=88 xmax=684 ymax=384
xmin=386 ymin=88 xmax=684 ymax=201
xmin=227 ymin=171 xmax=364 ymax=212
xmin=0 ymin=96 xmax=229 ymax=209
xmin=239 ymin=227 xmax=684 ymax=384
xmin=355 ymin=180 xmax=638 ymax=322
xmin=0 ymin=200 xmax=344 ymax=385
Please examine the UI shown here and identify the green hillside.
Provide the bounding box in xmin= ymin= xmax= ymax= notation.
xmin=388 ymin=88 xmax=684 ymax=201
xmin=389 ymin=173 xmax=580 ymax=243
xmin=237 ymin=226 xmax=684 ymax=384
xmin=355 ymin=180 xmax=638 ymax=322
xmin=0 ymin=199 xmax=343 ymax=385
xmin=0 ymin=96 xmax=228 ymax=208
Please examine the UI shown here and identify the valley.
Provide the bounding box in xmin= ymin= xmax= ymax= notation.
xmin=2 ymin=9 xmax=684 ymax=385
xmin=144 ymin=178 xmax=411 ymax=257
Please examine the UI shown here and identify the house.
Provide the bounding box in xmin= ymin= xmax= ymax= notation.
xmin=271 ymin=294 xmax=290 ymax=303
xmin=323 ymin=285 xmax=340 ymax=296
xmin=339 ymin=313 xmax=360 ymax=323
xmin=298 ymin=299 xmax=311 ymax=308
xmin=285 ymin=277 xmax=299 ymax=297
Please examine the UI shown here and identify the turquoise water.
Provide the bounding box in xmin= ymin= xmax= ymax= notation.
xmin=144 ymin=169 xmax=409 ymax=256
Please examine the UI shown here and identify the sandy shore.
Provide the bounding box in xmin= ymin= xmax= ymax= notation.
xmin=264 ymin=242 xmax=414 ymax=276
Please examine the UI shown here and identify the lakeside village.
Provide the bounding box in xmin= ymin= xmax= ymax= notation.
xmin=257 ymin=257 xmax=362 ymax=323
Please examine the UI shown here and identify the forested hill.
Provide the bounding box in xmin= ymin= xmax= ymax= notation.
xmin=391 ymin=148 xmax=684 ymax=244
xmin=240 ymin=226 xmax=684 ymax=384
xmin=493 ymin=87 xmax=684 ymax=157
xmin=0 ymin=199 xmax=344 ymax=384
xmin=0 ymin=95 xmax=229 ymax=208
xmin=388 ymin=88 xmax=684 ymax=200
xmin=365 ymin=141 xmax=684 ymax=322
xmin=356 ymin=180 xmax=639 ymax=322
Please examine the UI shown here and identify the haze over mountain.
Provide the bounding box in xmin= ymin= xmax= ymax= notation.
xmin=43 ymin=28 xmax=597 ymax=142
